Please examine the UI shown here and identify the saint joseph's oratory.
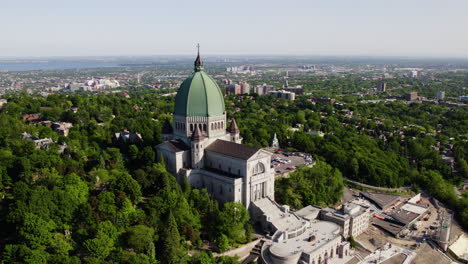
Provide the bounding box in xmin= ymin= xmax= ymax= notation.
xmin=156 ymin=51 xmax=354 ymax=264
xmin=156 ymin=50 xmax=275 ymax=208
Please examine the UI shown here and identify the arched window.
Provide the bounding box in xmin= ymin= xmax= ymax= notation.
xmin=203 ymin=124 xmax=207 ymax=131
xmin=211 ymin=123 xmax=214 ymax=130
xmin=199 ymin=123 xmax=202 ymax=129
xmin=258 ymin=163 xmax=265 ymax=173
xmin=190 ymin=124 xmax=193 ymax=132
xmin=253 ymin=163 xmax=265 ymax=175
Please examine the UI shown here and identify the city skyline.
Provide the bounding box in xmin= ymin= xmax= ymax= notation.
xmin=1 ymin=0 xmax=468 ymax=57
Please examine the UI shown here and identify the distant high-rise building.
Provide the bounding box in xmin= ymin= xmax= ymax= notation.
xmin=409 ymin=70 xmax=419 ymax=78
xmin=226 ymin=82 xmax=250 ymax=95
xmin=254 ymin=84 xmax=274 ymax=95
xmin=284 ymin=87 xmax=304 ymax=95
xmin=437 ymin=91 xmax=445 ymax=100
xmin=226 ymin=84 xmax=241 ymax=95
xmin=282 ymin=79 xmax=304 ymax=95
xmin=405 ymin=92 xmax=418 ymax=101
xmin=377 ymin=81 xmax=387 ymax=92
xmin=269 ymin=90 xmax=296 ymax=100
xmin=240 ymin=82 xmax=250 ymax=94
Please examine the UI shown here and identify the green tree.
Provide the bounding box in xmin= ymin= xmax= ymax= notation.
xmin=158 ymin=211 xmax=185 ymax=264
xmin=215 ymin=234 xmax=229 ymax=253
xmin=217 ymin=202 xmax=249 ymax=243
xmin=83 ymin=231 xmax=114 ymax=259
xmin=18 ymin=213 xmax=56 ymax=249
xmin=125 ymin=225 xmax=156 ymax=257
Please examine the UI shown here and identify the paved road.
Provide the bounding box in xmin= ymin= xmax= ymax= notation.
xmin=344 ymin=178 xmax=411 ymax=192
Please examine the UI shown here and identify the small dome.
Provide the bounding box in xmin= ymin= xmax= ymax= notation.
xmin=174 ymin=53 xmax=225 ymax=117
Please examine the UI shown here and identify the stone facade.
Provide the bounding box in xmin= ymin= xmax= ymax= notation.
xmin=320 ymin=202 xmax=371 ymax=239
xmin=156 ymin=51 xmax=275 ymax=208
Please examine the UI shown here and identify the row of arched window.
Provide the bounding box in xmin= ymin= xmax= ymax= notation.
xmin=181 ymin=121 xmax=226 ymax=133
xmin=190 ymin=123 xmax=207 ymax=132
xmin=175 ymin=122 xmax=186 ymax=131
xmin=211 ymin=121 xmax=224 ymax=131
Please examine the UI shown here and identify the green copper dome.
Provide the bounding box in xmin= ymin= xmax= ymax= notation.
xmin=174 ymin=52 xmax=225 ymax=117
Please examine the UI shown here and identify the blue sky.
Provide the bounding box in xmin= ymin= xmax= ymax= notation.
xmin=1 ymin=0 xmax=468 ymax=57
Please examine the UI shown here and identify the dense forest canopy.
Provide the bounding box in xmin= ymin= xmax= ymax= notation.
xmin=0 ymin=87 xmax=466 ymax=263
xmin=0 ymin=91 xmax=250 ymax=263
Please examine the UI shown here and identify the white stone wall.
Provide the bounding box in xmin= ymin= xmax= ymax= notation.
xmin=247 ymin=152 xmax=275 ymax=205
xmin=186 ymin=169 xmax=243 ymax=204
xmin=350 ymin=208 xmax=370 ymax=238
xmin=304 ymin=235 xmax=342 ymax=264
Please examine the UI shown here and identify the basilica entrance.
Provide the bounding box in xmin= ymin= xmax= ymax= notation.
xmin=251 ymin=182 xmax=267 ymax=201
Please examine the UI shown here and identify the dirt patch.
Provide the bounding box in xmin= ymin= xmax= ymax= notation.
xmin=411 ymin=243 xmax=452 ymax=264
xmin=381 ymin=253 xmax=407 ymax=264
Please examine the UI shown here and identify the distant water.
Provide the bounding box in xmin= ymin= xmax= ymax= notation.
xmin=0 ymin=61 xmax=121 ymax=72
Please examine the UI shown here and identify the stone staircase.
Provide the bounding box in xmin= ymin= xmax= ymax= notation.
xmin=242 ymin=240 xmax=265 ymax=264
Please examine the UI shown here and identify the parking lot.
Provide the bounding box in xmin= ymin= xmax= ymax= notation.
xmin=264 ymin=149 xmax=314 ymax=177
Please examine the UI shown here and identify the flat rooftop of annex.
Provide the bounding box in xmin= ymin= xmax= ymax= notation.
xmin=268 ymin=220 xmax=341 ymax=257
xmin=253 ymin=198 xmax=306 ymax=233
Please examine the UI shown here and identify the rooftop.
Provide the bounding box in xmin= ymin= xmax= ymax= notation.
xmin=372 ymin=218 xmax=405 ymax=236
xmin=268 ymin=220 xmax=341 ymax=258
xmin=360 ymin=191 xmax=400 ymax=210
xmin=400 ymin=203 xmax=428 ymax=215
xmin=390 ymin=208 xmax=420 ymax=225
xmin=295 ymin=205 xmax=321 ymax=220
xmin=205 ymin=139 xmax=260 ymax=160
xmin=165 ymin=139 xmax=190 ymax=152
xmin=253 ymin=198 xmax=305 ymax=233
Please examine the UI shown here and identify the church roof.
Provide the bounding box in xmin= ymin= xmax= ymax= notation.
xmin=205 ymin=139 xmax=259 ymax=160
xmin=174 ymin=51 xmax=225 ymax=117
xmin=165 ymin=139 xmax=190 ymax=152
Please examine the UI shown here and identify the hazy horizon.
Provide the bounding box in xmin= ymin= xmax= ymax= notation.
xmin=2 ymin=0 xmax=468 ymax=57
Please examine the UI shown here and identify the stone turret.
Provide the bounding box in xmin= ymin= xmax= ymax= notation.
xmin=228 ymin=118 xmax=241 ymax=144
xmin=191 ymin=125 xmax=205 ymax=169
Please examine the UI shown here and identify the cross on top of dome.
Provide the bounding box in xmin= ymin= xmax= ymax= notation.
xmin=194 ymin=43 xmax=204 ymax=72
